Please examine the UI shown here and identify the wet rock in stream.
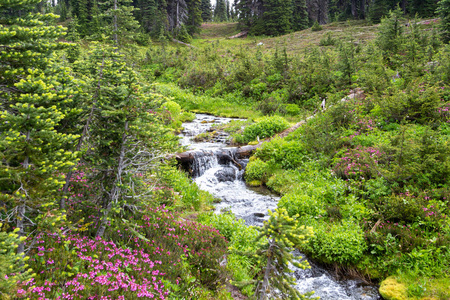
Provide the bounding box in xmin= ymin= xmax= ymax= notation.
xmin=214 ymin=167 xmax=237 ymax=182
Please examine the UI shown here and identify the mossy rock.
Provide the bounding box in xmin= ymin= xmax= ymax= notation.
xmin=248 ymin=140 xmax=259 ymax=145
xmin=379 ymin=277 xmax=408 ymax=300
xmin=247 ymin=180 xmax=262 ymax=187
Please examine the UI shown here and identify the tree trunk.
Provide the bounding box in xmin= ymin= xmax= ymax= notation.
xmin=96 ymin=121 xmax=129 ymax=238
xmin=360 ymin=0 xmax=365 ymax=19
xmin=258 ymin=238 xmax=275 ymax=300
xmin=17 ymin=130 xmax=31 ymax=255
xmin=113 ymin=0 xmax=118 ymax=46
xmin=16 ymin=204 xmax=25 ymax=255
xmin=351 ymin=0 xmax=357 ymax=18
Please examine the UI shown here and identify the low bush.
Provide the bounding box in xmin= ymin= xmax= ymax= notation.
xmin=302 ymin=218 xmax=367 ymax=265
xmin=277 ymin=168 xmax=347 ymax=218
xmin=279 ymin=190 xmax=327 ymax=217
xmin=266 ymin=169 xmax=301 ymax=195
xmin=311 ymin=21 xmax=323 ymax=32
xmin=239 ymin=116 xmax=289 ymax=143
xmin=244 ymin=158 xmax=270 ymax=183
xmin=253 ymin=137 xmax=308 ymax=169
xmin=278 ymin=103 xmax=301 ymax=116
xmin=332 ymin=146 xmax=385 ymax=180
xmin=156 ymin=165 xmax=214 ymax=210
xmin=319 ymin=32 xmax=336 ymax=46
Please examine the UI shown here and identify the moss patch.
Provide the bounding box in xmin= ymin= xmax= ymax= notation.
xmin=379 ymin=277 xmax=408 ymax=300
xmin=247 ymin=180 xmax=262 ymax=187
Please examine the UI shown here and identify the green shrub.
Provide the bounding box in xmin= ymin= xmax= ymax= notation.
xmin=278 ymin=103 xmax=301 ymax=116
xmin=311 ymin=21 xmax=323 ymax=32
xmin=266 ymin=169 xmax=301 ymax=195
xmin=163 ymin=100 xmax=181 ymax=118
xmin=277 ymin=166 xmax=347 ymax=217
xmin=302 ymin=218 xmax=367 ymax=265
xmin=244 ymin=158 xmax=270 ymax=183
xmin=279 ymin=191 xmax=327 ymax=217
xmin=240 ymin=116 xmax=289 ymax=143
xmin=253 ymin=137 xmax=307 ymax=169
xmin=319 ymin=32 xmax=336 ymax=46
xmin=197 ymin=212 xmax=261 ymax=296
xmin=374 ymin=82 xmax=443 ymax=124
xmin=377 ymin=194 xmax=425 ymax=223
xmin=156 ymin=165 xmax=211 ymax=210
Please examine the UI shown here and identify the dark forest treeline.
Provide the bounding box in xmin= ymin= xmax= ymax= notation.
xmin=22 ymin=0 xmax=442 ymax=41
xmin=236 ymin=0 xmax=440 ymax=36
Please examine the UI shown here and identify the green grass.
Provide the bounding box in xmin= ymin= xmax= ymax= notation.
xmin=195 ymin=22 xmax=241 ymax=39
xmin=396 ymin=272 xmax=450 ymax=300
xmin=188 ymin=19 xmax=437 ymax=56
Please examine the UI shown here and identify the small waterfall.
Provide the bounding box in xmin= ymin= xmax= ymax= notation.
xmin=191 ymin=151 xmax=219 ymax=177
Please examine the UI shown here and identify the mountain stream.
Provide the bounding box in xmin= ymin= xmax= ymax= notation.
xmin=179 ymin=114 xmax=382 ymax=300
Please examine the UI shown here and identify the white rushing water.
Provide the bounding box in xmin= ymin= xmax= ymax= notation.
xmin=180 ymin=114 xmax=381 ymax=300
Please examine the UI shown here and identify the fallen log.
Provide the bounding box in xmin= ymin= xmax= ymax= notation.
xmin=172 ymin=38 xmax=196 ymax=48
xmin=228 ymin=31 xmax=248 ymax=39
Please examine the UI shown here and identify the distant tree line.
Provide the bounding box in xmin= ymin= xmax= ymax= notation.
xmin=234 ymin=0 xmax=441 ymax=36
xmin=12 ymin=0 xmax=447 ymax=39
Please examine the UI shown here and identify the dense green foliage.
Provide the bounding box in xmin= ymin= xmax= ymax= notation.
xmin=141 ymin=10 xmax=450 ymax=299
xmin=3 ymin=0 xmax=450 ymax=298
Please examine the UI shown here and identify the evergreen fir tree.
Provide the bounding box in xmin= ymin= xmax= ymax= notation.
xmin=186 ymin=0 xmax=202 ymax=34
xmin=66 ymin=17 xmax=82 ymax=63
xmin=226 ymin=0 xmax=230 ymax=20
xmin=200 ymin=0 xmax=212 ymax=21
xmin=263 ymin=0 xmax=293 ymax=36
xmin=167 ymin=0 xmax=188 ymax=31
xmin=75 ymin=0 xmax=90 ymax=36
xmin=236 ymin=0 xmax=253 ymax=28
xmin=0 ymin=223 xmax=33 ymax=297
xmin=0 ymin=0 xmax=79 ymax=254
xmin=292 ymin=0 xmax=308 ymax=31
xmin=369 ymin=0 xmax=390 ymax=23
xmin=100 ymin=0 xmax=141 ymax=46
xmin=214 ymin=0 xmax=227 ymax=21
xmin=232 ymin=208 xmax=314 ymax=300
xmin=376 ymin=6 xmax=405 ymax=60
xmin=82 ymin=46 xmax=175 ymax=237
xmin=90 ymin=0 xmax=103 ymax=38
xmin=438 ymin=0 xmax=450 ymax=43
xmin=58 ymin=0 xmax=68 ymax=21
xmin=409 ymin=0 xmax=438 ymax=17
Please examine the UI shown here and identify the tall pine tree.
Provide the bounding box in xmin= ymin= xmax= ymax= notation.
xmin=186 ymin=0 xmax=202 ymax=34
xmin=263 ymin=0 xmax=293 ymax=36
xmin=100 ymin=0 xmax=141 ymax=46
xmin=200 ymin=0 xmax=212 ymax=21
xmin=214 ymin=0 xmax=227 ymax=21
xmin=438 ymin=0 xmax=450 ymax=43
xmin=0 ymin=0 xmax=79 ymax=254
xmin=292 ymin=0 xmax=308 ymax=31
